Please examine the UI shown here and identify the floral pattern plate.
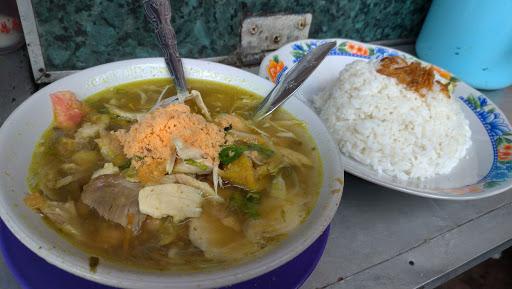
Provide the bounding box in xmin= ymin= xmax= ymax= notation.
xmin=259 ymin=38 xmax=512 ymax=200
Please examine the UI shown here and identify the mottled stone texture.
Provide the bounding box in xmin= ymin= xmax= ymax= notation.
xmin=33 ymin=0 xmax=431 ymax=71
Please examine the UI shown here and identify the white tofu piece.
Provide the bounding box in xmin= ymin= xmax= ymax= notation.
xmin=173 ymin=174 xmax=223 ymax=202
xmin=138 ymin=184 xmax=203 ymax=222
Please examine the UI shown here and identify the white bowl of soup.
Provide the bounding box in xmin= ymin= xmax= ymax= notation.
xmin=0 ymin=58 xmax=343 ymax=289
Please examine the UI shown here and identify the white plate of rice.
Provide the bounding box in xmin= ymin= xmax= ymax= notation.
xmin=259 ymin=38 xmax=512 ymax=200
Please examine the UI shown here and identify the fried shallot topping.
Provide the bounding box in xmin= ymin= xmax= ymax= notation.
xmin=377 ymin=56 xmax=450 ymax=98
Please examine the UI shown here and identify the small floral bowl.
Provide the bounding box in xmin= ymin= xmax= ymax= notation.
xmin=260 ymin=38 xmax=512 ymax=200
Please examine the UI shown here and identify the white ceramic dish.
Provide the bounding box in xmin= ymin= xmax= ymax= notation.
xmin=260 ymin=38 xmax=512 ymax=200
xmin=0 ymin=58 xmax=344 ymax=288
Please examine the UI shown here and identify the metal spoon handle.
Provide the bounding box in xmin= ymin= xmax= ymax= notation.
xmin=253 ymin=41 xmax=336 ymax=121
xmin=143 ymin=0 xmax=187 ymax=100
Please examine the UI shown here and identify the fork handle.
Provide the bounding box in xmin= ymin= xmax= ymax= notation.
xmin=143 ymin=0 xmax=188 ymax=99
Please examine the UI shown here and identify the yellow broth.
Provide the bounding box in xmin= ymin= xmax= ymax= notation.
xmin=27 ymin=78 xmax=322 ymax=271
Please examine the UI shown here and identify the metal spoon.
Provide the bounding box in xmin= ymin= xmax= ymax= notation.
xmin=253 ymin=41 xmax=336 ymax=121
xmin=143 ymin=0 xmax=188 ymax=104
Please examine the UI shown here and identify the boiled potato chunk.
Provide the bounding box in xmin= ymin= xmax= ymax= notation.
xmin=221 ymin=155 xmax=261 ymax=191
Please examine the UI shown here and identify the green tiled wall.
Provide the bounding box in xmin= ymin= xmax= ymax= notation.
xmin=32 ymin=0 xmax=431 ymax=71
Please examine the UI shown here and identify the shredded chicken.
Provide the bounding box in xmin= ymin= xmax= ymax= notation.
xmin=190 ymin=90 xmax=212 ymax=121
xmin=138 ymin=183 xmax=203 ymax=221
xmin=91 ymin=163 xmax=120 ymax=179
xmin=162 ymin=173 xmax=222 ymax=201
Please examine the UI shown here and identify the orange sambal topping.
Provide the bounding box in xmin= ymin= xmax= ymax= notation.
xmin=115 ymin=104 xmax=225 ymax=169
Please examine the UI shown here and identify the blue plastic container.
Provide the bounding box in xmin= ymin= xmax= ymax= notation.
xmin=416 ymin=0 xmax=512 ymax=90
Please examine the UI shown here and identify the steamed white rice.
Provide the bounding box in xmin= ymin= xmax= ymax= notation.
xmin=314 ymin=60 xmax=471 ymax=180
